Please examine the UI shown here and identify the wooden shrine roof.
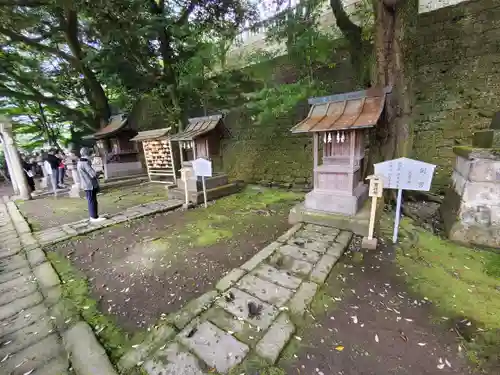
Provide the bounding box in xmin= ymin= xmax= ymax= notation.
xmin=169 ymin=114 xmax=229 ymax=141
xmin=291 ymin=87 xmax=391 ymax=134
xmin=92 ymin=114 xmax=129 ymax=139
xmin=130 ymin=127 xmax=172 ymax=142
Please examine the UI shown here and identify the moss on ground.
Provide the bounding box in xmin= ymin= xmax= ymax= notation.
xmin=382 ymin=216 xmax=500 ymax=371
xmin=163 ymin=187 xmax=303 ymax=248
xmin=18 ymin=183 xmax=168 ymax=231
xmin=47 ymin=251 xmax=138 ymax=364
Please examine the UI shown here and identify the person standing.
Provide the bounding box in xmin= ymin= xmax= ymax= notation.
xmin=56 ymin=149 xmax=66 ymax=186
xmin=77 ymin=147 xmax=105 ymax=223
xmin=21 ymin=157 xmax=35 ymax=193
xmin=46 ymin=148 xmax=62 ymax=193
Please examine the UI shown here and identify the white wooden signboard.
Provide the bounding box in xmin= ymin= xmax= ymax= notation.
xmin=192 ymin=158 xmax=212 ymax=208
xmin=374 ymin=157 xmax=436 ymax=243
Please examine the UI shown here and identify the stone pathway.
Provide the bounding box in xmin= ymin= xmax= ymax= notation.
xmin=35 ymin=199 xmax=183 ymax=247
xmin=0 ymin=200 xmax=118 ymax=375
xmin=118 ymin=223 xmax=352 ymax=374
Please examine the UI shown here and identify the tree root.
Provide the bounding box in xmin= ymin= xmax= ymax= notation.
xmin=406 ymin=190 xmax=443 ymax=204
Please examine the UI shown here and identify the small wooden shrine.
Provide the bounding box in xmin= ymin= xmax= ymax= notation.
xmin=169 ymin=114 xmax=230 ymax=169
xmin=130 ymin=128 xmax=179 ymax=184
xmin=289 ymin=88 xmax=389 ymax=232
xmin=168 ymin=114 xmax=240 ymax=204
xmin=88 ymin=114 xmax=144 ymax=181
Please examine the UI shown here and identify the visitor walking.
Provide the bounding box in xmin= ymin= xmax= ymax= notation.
xmin=56 ymin=149 xmax=66 ymax=186
xmin=46 ymin=148 xmax=63 ymax=193
xmin=77 ymin=147 xmax=105 ymax=223
xmin=21 ymin=157 xmax=35 ymax=193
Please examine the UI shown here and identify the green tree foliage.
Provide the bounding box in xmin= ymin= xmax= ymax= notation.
xmin=0 ymin=0 xmax=258 ymax=145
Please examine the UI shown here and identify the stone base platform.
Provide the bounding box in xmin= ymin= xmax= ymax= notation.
xmin=441 ymin=187 xmax=500 ymax=250
xmin=168 ymin=182 xmax=243 ymax=205
xmin=289 ymin=200 xmax=370 ymax=237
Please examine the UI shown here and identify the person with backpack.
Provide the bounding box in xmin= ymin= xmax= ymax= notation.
xmin=77 ymin=147 xmax=106 ymax=223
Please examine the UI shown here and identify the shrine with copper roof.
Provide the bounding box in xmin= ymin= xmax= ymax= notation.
xmin=167 ymin=114 xmax=241 ymax=204
xmin=289 ymin=87 xmax=391 ymax=235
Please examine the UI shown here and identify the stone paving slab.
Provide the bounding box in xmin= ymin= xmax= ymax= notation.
xmin=237 ymin=274 xmax=293 ymax=307
xmin=0 ymin=292 xmax=43 ymax=320
xmin=178 ymin=320 xmax=249 ymax=373
xmin=288 ymin=281 xmax=318 ymax=315
xmin=144 ymin=342 xmax=207 ymax=375
xmin=0 ymin=201 xmax=118 ymax=375
xmin=124 ymin=222 xmax=351 ymax=375
xmin=252 ymin=264 xmax=302 ymax=290
xmin=240 ymin=241 xmax=281 ymax=272
xmin=0 ymin=253 xmax=29 ymax=273
xmin=335 ymin=230 xmax=353 ymax=246
xmin=215 ymin=268 xmax=246 ymax=292
xmin=0 ymin=304 xmax=49 ymax=337
xmin=169 ymin=290 xmax=218 ymax=330
xmin=216 ymin=288 xmax=279 ymax=330
xmin=35 ymin=355 xmax=71 ymax=375
xmin=0 ymin=276 xmax=38 ymax=305
xmin=255 ymin=312 xmax=295 ymax=364
xmin=310 ymin=253 xmax=339 ymax=284
xmin=34 ymin=199 xmax=183 ymax=247
xmin=295 ymin=228 xmax=339 ymax=242
xmin=0 ymin=267 xmax=31 ymax=284
xmin=0 ymin=317 xmax=54 ymax=358
xmin=278 ymin=244 xmax=321 ymax=263
xmin=0 ymin=334 xmax=64 ymax=375
xmin=287 ymin=236 xmax=330 ymax=253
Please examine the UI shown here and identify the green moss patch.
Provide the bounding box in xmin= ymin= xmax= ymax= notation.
xmin=167 ymin=187 xmax=303 ymax=247
xmin=382 ymin=216 xmax=500 ymax=371
xmin=47 ymin=251 xmax=137 ymax=363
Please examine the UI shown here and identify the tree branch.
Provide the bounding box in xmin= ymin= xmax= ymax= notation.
xmin=0 ymin=26 xmax=75 ymax=63
xmin=329 ymin=0 xmax=363 ymax=48
xmin=0 ymin=0 xmax=49 ymax=6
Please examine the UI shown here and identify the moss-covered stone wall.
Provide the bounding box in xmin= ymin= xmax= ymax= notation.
xmin=412 ymin=0 xmax=500 ymax=191
xmin=222 ymin=0 xmax=500 ymax=191
xmin=222 ymin=57 xmax=358 ymax=187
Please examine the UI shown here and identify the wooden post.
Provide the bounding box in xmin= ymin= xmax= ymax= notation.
xmin=361 ymin=175 xmax=383 ymax=250
xmin=313 ymin=133 xmax=318 ymax=188
xmin=202 ymin=176 xmax=208 ymax=208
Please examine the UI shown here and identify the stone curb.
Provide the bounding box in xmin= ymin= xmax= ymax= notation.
xmin=4 ymin=201 xmax=119 ymax=375
xmin=36 ymin=200 xmax=184 ymax=248
xmin=63 ymin=321 xmax=118 ymax=375
xmin=276 ymin=223 xmax=302 ymax=243
xmin=120 ymin=227 xmax=353 ymax=374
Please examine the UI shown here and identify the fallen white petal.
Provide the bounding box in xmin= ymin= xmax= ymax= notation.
xmin=418 ymin=343 xmax=426 ymax=347
xmin=375 ymin=334 xmax=379 ymax=343
xmin=437 ymin=364 xmax=445 ymax=370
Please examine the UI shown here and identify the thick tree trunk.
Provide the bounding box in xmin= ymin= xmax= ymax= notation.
xmin=61 ymin=9 xmax=110 ymax=128
xmin=368 ymin=0 xmax=417 ymax=167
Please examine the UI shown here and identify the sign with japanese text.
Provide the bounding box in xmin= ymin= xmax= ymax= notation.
xmin=192 ymin=158 xmax=212 ymax=178
xmin=374 ymin=157 xmax=436 ymax=192
xmin=367 ymin=175 xmax=384 ymax=198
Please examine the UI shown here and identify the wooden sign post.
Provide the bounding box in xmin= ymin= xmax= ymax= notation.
xmin=361 ymin=175 xmax=384 ymax=250
xmin=179 ymin=167 xmax=190 ymax=208
xmin=374 ymin=157 xmax=436 ymax=243
xmin=192 ymin=158 xmax=212 ymax=208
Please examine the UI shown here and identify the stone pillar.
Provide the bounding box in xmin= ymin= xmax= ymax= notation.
xmin=68 ymin=158 xmax=81 ymax=198
xmin=0 ymin=118 xmax=31 ymax=200
xmin=2 ymin=140 xmax=19 ymax=194
xmin=39 ymin=161 xmax=48 ymax=189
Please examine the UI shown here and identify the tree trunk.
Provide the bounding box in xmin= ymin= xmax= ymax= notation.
xmin=330 ymin=0 xmax=372 ymax=87
xmin=60 ymin=9 xmax=110 ymax=128
xmin=367 ymin=0 xmax=417 ymax=168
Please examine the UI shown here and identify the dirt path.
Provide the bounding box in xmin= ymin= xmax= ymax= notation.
xmin=47 ymin=190 xmax=299 ymax=333
xmin=281 ymin=240 xmax=473 ymax=375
